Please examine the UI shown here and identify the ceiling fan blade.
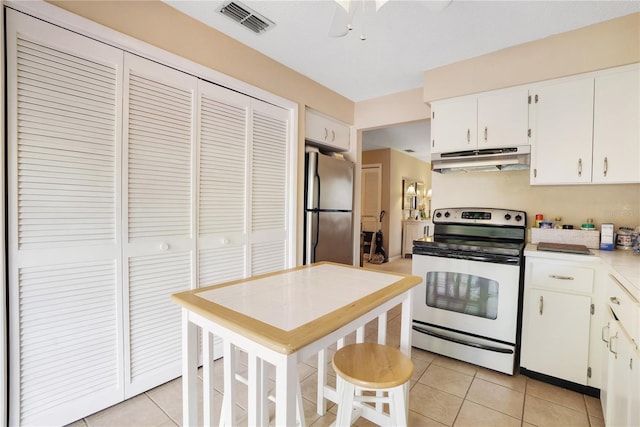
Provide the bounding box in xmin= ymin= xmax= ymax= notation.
xmin=328 ymin=2 xmax=356 ymax=38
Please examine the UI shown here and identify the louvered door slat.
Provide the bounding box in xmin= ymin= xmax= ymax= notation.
xmin=251 ymin=109 xmax=287 ymax=232
xmin=15 ymin=36 xmax=118 ymax=250
xmin=128 ymin=252 xmax=191 ymax=379
xmin=251 ymin=241 xmax=286 ymax=276
xmin=126 ymin=68 xmax=194 ymax=241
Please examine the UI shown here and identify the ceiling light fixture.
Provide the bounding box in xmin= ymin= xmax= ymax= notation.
xmin=329 ymin=0 xmax=389 ymax=40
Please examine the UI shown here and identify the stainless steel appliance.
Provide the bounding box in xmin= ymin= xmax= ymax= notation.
xmin=304 ymin=150 xmax=354 ymax=265
xmin=411 ymin=207 xmax=527 ymax=375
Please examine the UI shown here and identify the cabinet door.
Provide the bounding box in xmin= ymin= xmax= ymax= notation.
xmin=524 ymin=289 xmax=591 ymax=384
xmin=593 ymin=67 xmax=640 ymax=184
xmin=431 ymin=96 xmax=477 ymax=153
xmin=6 ymin=10 xmax=124 ymax=426
xmin=305 ymin=109 xmax=349 ymax=151
xmin=477 ymin=87 xmax=529 ymax=149
xmin=530 ymin=78 xmax=594 ymax=185
xmin=607 ymin=320 xmax=634 ymax=427
xmin=122 ymin=54 xmax=197 ymax=396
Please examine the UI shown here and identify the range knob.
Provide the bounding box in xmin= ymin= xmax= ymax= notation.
xmin=444 ymin=211 xmax=451 ymax=218
xmin=515 ymin=214 xmax=523 ymax=222
xmin=435 ymin=211 xmax=442 ymax=218
xmin=504 ymin=213 xmax=512 ymax=221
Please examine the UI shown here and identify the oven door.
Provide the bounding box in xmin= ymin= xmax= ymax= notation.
xmin=412 ymin=253 xmax=521 ymax=344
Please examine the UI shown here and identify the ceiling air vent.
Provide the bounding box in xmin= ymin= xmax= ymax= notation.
xmin=219 ymin=1 xmax=275 ymax=34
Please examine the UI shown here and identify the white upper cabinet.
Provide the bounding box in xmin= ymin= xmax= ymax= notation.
xmin=477 ymin=87 xmax=529 ymax=148
xmin=530 ymin=63 xmax=639 ymax=185
xmin=305 ymin=108 xmax=350 ymax=151
xmin=592 ymin=66 xmax=640 ymax=184
xmin=529 ymin=77 xmax=595 ymax=185
xmin=430 ymin=95 xmax=476 ymax=153
xmin=431 ymin=87 xmax=529 ymax=154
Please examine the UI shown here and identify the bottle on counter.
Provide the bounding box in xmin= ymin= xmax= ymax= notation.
xmin=535 ymin=214 xmax=544 ymax=228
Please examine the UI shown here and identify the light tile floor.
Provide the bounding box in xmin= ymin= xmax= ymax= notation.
xmin=66 ymin=257 xmax=604 ymax=427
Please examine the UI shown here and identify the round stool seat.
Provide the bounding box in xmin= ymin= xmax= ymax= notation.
xmin=332 ymin=343 xmax=413 ymax=390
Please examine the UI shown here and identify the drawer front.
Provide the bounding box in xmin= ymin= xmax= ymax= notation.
xmin=529 ymin=260 xmax=594 ymax=294
xmin=607 ymin=273 xmax=640 ymax=344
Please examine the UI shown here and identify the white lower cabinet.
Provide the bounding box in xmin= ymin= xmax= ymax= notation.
xmin=601 ymin=272 xmax=640 ymax=427
xmin=524 ymin=289 xmax=591 ymax=384
xmin=521 ymin=253 xmax=603 ymax=388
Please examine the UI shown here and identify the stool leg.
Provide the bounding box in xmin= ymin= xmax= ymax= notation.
xmin=389 ymin=384 xmax=408 ymax=427
xmin=335 ymin=380 xmax=355 ymax=426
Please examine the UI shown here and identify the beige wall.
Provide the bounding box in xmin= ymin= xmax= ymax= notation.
xmin=362 ymin=149 xmax=431 ymax=259
xmin=424 ymin=13 xmax=640 ymax=102
xmin=432 ymin=171 xmax=640 ymax=234
xmin=355 ymin=88 xmax=430 ymax=130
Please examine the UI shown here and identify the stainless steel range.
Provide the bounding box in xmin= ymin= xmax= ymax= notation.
xmin=411 ymin=207 xmax=527 ymax=375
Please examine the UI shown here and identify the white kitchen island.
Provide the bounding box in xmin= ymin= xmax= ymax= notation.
xmin=172 ymin=262 xmax=422 ymax=426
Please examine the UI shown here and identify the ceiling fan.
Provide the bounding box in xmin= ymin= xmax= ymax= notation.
xmin=328 ymin=0 xmax=452 ymax=39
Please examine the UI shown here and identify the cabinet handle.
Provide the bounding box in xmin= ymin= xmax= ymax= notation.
xmin=609 ymin=333 xmax=618 ymax=358
xmin=432 ymin=139 xmax=435 ymax=148
xmin=610 ymin=296 xmax=621 ymax=305
xmin=601 ymin=324 xmax=610 ymax=344
xmin=578 ymin=158 xmax=582 ymax=177
xmin=549 ymin=274 xmax=574 ymax=280
xmin=539 ymin=295 xmax=544 ymax=315
xmin=603 ymin=157 xmax=608 ymax=177
xmin=484 ymin=126 xmax=488 ymax=142
xmin=466 ymin=129 xmax=471 ymax=143
xmin=324 ymin=127 xmax=328 ymax=140
xmin=331 ymin=130 xmax=335 ymax=142
xmin=159 ymin=242 xmax=169 ymax=251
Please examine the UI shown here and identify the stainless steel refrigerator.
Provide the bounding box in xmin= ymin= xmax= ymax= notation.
xmin=304 ymin=151 xmax=354 ymax=265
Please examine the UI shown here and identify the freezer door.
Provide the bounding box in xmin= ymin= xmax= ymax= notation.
xmin=305 ymin=211 xmax=353 ymax=265
xmin=306 ymin=152 xmax=354 ymax=211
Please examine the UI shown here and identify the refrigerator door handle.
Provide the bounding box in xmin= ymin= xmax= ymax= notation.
xmin=304 ymin=211 xmax=318 ymax=264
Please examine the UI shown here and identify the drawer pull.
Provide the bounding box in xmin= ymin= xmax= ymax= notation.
xmin=609 ymin=333 xmax=619 ymax=358
xmin=539 ymin=295 xmax=544 ymax=315
xmin=601 ymin=324 xmax=610 ymax=344
xmin=610 ymin=297 xmax=621 ymax=305
xmin=549 ymin=274 xmax=574 ymax=280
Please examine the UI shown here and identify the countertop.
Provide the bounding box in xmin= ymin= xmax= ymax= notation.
xmin=172 ymin=262 xmax=422 ymax=354
xmin=525 ymin=243 xmax=640 ymax=300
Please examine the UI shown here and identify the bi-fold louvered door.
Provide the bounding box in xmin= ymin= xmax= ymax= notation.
xmin=6 ymin=8 xmax=292 ymax=425
xmin=6 ymin=10 xmax=124 ymax=426
xmin=122 ymin=54 xmax=197 ymax=396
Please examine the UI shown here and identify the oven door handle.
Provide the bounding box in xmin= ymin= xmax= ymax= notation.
xmin=412 ymin=325 xmax=514 ymax=354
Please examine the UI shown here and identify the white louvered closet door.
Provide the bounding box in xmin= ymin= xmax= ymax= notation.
xmin=249 ymin=100 xmax=290 ymax=275
xmin=6 ymin=10 xmax=124 ymax=427
xmin=197 ymin=81 xmax=249 ymax=288
xmin=122 ymin=53 xmax=197 ymax=396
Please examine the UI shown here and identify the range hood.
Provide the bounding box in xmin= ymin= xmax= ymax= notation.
xmin=431 ymin=146 xmax=531 ymax=174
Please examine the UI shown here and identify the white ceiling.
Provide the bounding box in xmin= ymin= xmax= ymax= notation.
xmin=165 ymin=0 xmax=638 ymax=162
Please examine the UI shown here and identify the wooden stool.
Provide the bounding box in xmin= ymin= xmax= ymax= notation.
xmin=332 ymin=343 xmax=413 ymax=426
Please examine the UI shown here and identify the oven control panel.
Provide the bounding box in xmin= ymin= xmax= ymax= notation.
xmin=433 ymin=208 xmax=526 ymax=227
